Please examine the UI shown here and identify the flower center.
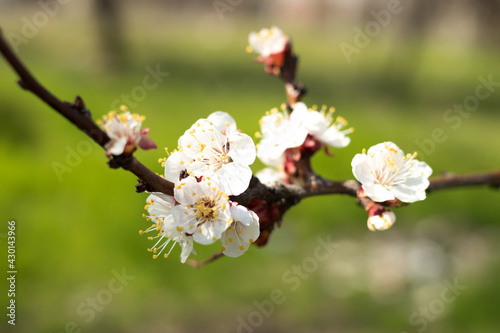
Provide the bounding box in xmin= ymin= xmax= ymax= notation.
xmin=203 ymin=141 xmax=233 ymax=172
xmin=374 ymin=156 xmax=400 ymax=185
xmin=188 ymin=126 xmax=234 ymax=172
xmin=195 ymin=196 xmax=219 ymax=223
xmin=372 ymin=150 xmax=417 ymax=186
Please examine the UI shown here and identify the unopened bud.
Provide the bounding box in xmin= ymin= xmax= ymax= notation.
xmin=367 ymin=210 xmax=396 ymax=231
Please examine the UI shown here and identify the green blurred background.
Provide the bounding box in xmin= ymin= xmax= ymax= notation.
xmin=1 ymin=1 xmax=500 ymax=332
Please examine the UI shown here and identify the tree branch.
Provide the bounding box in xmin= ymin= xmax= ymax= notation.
xmin=281 ymin=44 xmax=306 ymax=105
xmin=428 ymin=169 xmax=500 ymax=193
xmin=278 ymin=169 xmax=500 ymax=204
xmin=185 ymin=252 xmax=224 ymax=269
xmin=0 ymin=28 xmax=174 ymax=195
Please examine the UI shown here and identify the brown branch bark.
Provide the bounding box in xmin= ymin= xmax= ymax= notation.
xmin=281 ymin=44 xmax=306 ymax=105
xmin=282 ymin=169 xmax=500 ymax=203
xmin=428 ymin=170 xmax=500 ymax=193
xmin=0 ymin=28 xmax=174 ymax=195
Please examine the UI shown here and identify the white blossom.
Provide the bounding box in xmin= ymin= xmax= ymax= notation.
xmin=248 ymin=26 xmax=289 ymax=57
xmin=171 ymin=176 xmax=232 ymax=245
xmin=367 ymin=210 xmax=396 ymax=232
xmin=257 ymin=103 xmax=352 ymax=167
xmin=142 ymin=193 xmax=194 ymax=263
xmin=100 ymin=106 xmax=156 ymax=157
xmin=352 ymin=142 xmax=433 ymax=203
xmin=256 ymin=105 xmax=308 ymax=166
xmin=293 ymin=102 xmax=352 ymax=148
xmin=221 ymin=205 xmax=260 ymax=257
xmin=164 ymin=112 xmax=256 ymax=196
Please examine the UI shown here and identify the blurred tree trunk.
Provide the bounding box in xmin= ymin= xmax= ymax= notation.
xmin=475 ymin=0 xmax=500 ymax=47
xmin=95 ymin=0 xmax=126 ymax=70
xmin=380 ymin=0 xmax=434 ymax=102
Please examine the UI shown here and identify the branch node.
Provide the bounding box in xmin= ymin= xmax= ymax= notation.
xmin=107 ymin=154 xmax=133 ymax=169
xmin=74 ymin=95 xmax=91 ymax=117
xmin=63 ymin=96 xmax=92 ymax=118
xmin=17 ymin=79 xmax=29 ymax=90
xmin=136 ymin=179 xmax=155 ymax=193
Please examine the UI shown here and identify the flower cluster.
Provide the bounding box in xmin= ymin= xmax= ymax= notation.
xmin=137 ymin=26 xmax=435 ymax=264
xmin=249 ymin=26 xmax=432 ymax=233
xmin=140 ymin=112 xmax=260 ymax=263
xmin=99 ymin=105 xmax=157 ymax=157
xmin=256 ymin=102 xmax=353 ymax=182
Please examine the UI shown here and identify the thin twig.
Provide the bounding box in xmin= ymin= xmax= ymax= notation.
xmin=0 ymin=29 xmax=109 ymax=146
xmin=297 ymin=178 xmax=359 ymax=199
xmin=185 ymin=252 xmax=224 ymax=269
xmin=428 ymin=169 xmax=500 ymax=193
xmin=289 ymin=169 xmax=500 ymax=202
xmin=0 ymin=28 xmax=174 ymax=195
xmin=281 ymin=44 xmax=306 ymax=105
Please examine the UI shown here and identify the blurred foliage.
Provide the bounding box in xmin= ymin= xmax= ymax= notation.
xmin=1 ymin=2 xmax=500 ymax=333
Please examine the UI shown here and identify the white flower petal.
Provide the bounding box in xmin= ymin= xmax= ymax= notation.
xmin=146 ymin=192 xmax=175 ymax=217
xmin=218 ymin=163 xmax=253 ymax=196
xmin=222 ymin=207 xmax=260 ymax=258
xmin=291 ymin=102 xmax=352 ymax=149
xmin=318 ymin=127 xmax=351 ymax=148
xmin=229 ymin=205 xmax=254 ymax=226
xmin=106 ymin=137 xmax=128 ymax=156
xmin=257 ymin=138 xmax=287 ymax=166
xmin=228 ymin=133 xmax=256 ymax=166
xmin=363 ymin=183 xmax=396 ymax=202
xmin=164 ymin=151 xmax=186 ymax=183
xmin=302 ymin=111 xmax=328 ymax=136
xmin=171 ymin=206 xmax=198 ymax=231
xmin=412 ymin=160 xmax=433 ymax=179
xmin=351 ymin=154 xmax=375 ymax=186
xmin=256 ymin=167 xmax=285 ymax=186
xmin=179 ymin=236 xmax=194 ymax=263
xmin=391 ymin=184 xmax=427 ymax=203
xmin=173 ymin=177 xmax=201 ymax=206
xmin=207 ymin=111 xmax=238 ymax=134
xmin=193 ymin=223 xmax=219 ymax=245
xmin=248 ymin=26 xmax=288 ymax=57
